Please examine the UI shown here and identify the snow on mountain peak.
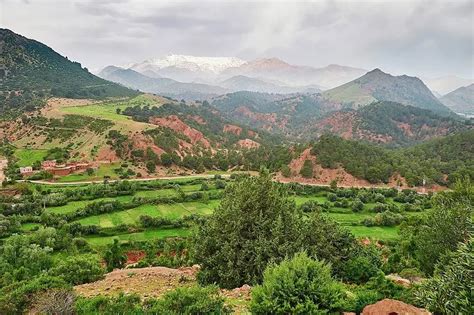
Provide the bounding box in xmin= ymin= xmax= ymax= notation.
xmin=130 ymin=54 xmax=246 ymax=74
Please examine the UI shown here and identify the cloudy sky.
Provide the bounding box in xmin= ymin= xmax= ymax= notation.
xmin=1 ymin=0 xmax=473 ymax=78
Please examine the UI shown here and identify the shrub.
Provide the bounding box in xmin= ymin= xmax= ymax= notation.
xmin=342 ymin=256 xmax=380 ymax=284
xmin=49 ymin=254 xmax=105 ymax=285
xmin=351 ymin=198 xmax=364 ymax=212
xmin=250 ymin=252 xmax=345 ymax=314
xmin=147 ymin=285 xmax=231 ymax=314
xmin=416 ymin=238 xmax=473 ymax=314
xmin=300 ymin=159 xmax=313 ymax=178
xmin=103 ymin=239 xmax=126 ymax=271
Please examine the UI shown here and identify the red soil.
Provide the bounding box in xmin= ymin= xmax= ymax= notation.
xmin=362 ymin=299 xmax=430 ymax=315
xmin=149 ymin=115 xmax=210 ymax=148
xmin=223 ymin=124 xmax=242 ymax=136
xmin=236 ymin=139 xmax=260 ymax=149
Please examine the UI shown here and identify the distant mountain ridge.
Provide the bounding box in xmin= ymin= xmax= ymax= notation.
xmin=440 ymin=84 xmax=474 ymax=116
xmin=0 ymin=28 xmax=137 ymax=114
xmin=102 ymin=55 xmax=367 ymax=92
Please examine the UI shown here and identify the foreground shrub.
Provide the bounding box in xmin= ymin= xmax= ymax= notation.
xmin=32 ymin=288 xmax=76 ymax=315
xmin=342 ymin=256 xmax=380 ymax=284
xmin=75 ymin=286 xmax=230 ymax=315
xmin=147 ymin=285 xmax=231 ymax=314
xmin=49 ymin=254 xmax=105 ymax=285
xmin=75 ymin=293 xmax=143 ymax=314
xmin=250 ymin=252 xmax=345 ymax=314
xmin=416 ymin=237 xmax=473 ymax=314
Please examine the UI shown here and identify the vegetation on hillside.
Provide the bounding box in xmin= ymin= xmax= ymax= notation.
xmin=311 ymin=131 xmax=474 ymax=186
xmin=0 ymin=29 xmax=138 ymax=115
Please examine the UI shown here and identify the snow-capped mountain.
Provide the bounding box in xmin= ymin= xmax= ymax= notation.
xmin=108 ymin=55 xmax=367 ymax=89
xmin=127 ymin=54 xmax=246 ymax=75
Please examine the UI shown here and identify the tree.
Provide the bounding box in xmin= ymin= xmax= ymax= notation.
xmin=281 ymin=165 xmax=291 ymax=178
xmin=145 ymin=161 xmax=156 ymax=173
xmin=49 ymin=254 xmax=104 ymax=285
xmin=160 ymin=153 xmax=173 ymax=167
xmin=416 ymin=237 xmax=473 ymax=314
xmin=351 ymin=198 xmax=364 ymax=212
xmin=414 ymin=178 xmax=473 ymax=274
xmin=250 ymin=252 xmax=345 ymax=314
xmin=193 ymin=172 xmax=304 ymax=288
xmin=86 ymin=168 xmax=94 ymax=176
xmin=103 ymin=239 xmax=126 ymax=271
xmin=300 ymin=159 xmax=313 ymax=178
xmin=330 ymin=179 xmax=338 ymax=190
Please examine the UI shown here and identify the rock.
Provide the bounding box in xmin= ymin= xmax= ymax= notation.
xmin=362 ymin=299 xmax=431 ymax=315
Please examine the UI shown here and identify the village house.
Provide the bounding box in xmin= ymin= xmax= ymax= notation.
xmin=41 ymin=160 xmax=57 ymax=169
xmin=19 ymin=166 xmax=34 ymax=176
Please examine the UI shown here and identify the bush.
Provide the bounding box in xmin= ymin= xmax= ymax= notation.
xmin=147 ymin=285 xmax=231 ymax=314
xmin=416 ymin=238 xmax=473 ymax=314
xmin=342 ymin=256 xmax=380 ymax=284
xmin=300 ymin=159 xmax=313 ymax=178
xmin=250 ymin=252 xmax=345 ymax=314
xmin=75 ymin=293 xmax=143 ymax=314
xmin=49 ymin=254 xmax=105 ymax=285
xmin=351 ymin=198 xmax=364 ymax=212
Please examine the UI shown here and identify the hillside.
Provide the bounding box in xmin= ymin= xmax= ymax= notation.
xmin=212 ymin=91 xmax=467 ymax=145
xmin=0 ymin=29 xmax=137 ymax=114
xmin=440 ymin=84 xmax=474 ymax=116
xmin=307 ymin=131 xmax=474 ymax=186
xmin=323 ymin=69 xmax=453 ymax=115
xmin=313 ymin=102 xmax=470 ymax=146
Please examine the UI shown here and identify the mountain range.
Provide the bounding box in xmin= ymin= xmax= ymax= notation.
xmin=1 ymin=28 xmax=471 ymax=150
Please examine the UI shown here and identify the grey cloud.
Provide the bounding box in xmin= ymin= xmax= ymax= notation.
xmin=2 ymin=0 xmax=473 ymax=78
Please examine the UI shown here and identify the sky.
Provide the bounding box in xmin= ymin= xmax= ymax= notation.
xmin=1 ymin=0 xmax=473 ymax=78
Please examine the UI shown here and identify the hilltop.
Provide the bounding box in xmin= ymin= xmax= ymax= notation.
xmin=0 ymin=29 xmax=138 ymax=114
xmin=323 ymin=69 xmax=452 ymax=115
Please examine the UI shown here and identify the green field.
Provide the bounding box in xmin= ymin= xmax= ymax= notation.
xmin=76 ymin=200 xmax=219 ymax=227
xmin=14 ymin=149 xmax=48 ymax=167
xmin=46 ymin=195 xmax=133 ymax=214
xmin=85 ymin=228 xmax=191 ymax=246
xmin=34 ymin=180 xmax=415 ymax=246
xmin=57 ymin=162 xmax=122 ymax=182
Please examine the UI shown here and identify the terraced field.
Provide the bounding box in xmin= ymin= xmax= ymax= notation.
xmin=24 ymin=178 xmax=422 ymax=247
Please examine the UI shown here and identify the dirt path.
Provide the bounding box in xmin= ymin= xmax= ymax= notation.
xmin=21 ymin=173 xmax=435 ymax=194
xmin=20 ymin=174 xmax=230 ymax=185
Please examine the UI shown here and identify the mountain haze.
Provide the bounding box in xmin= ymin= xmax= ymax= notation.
xmin=440 ymin=84 xmax=474 ymax=116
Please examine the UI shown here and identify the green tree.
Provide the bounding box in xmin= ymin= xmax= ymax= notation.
xmin=415 ymin=178 xmax=473 ymax=274
xmin=103 ymin=239 xmax=126 ymax=272
xmin=300 ymin=159 xmax=313 ymax=178
xmin=145 ymin=161 xmax=156 ymax=173
xmin=49 ymin=254 xmax=104 ymax=285
xmin=281 ymin=165 xmax=291 ymax=178
xmin=250 ymin=252 xmax=345 ymax=314
xmin=416 ymin=237 xmax=473 ymax=314
xmin=193 ymin=173 xmax=304 ymax=288
xmin=351 ymin=198 xmax=364 ymax=212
